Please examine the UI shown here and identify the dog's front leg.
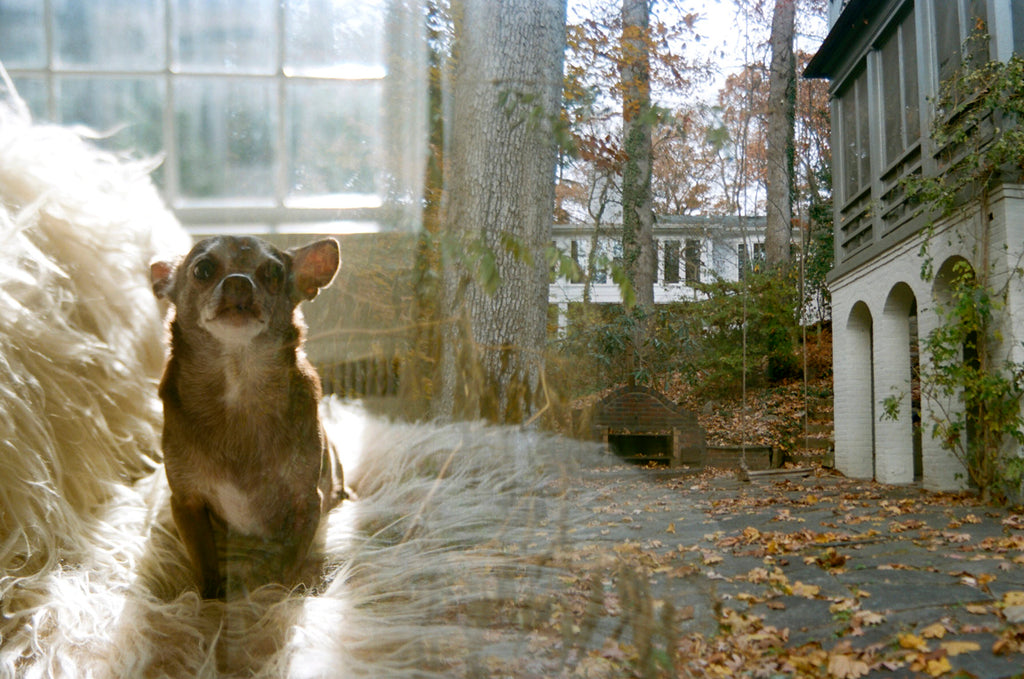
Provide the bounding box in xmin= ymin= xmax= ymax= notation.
xmin=278 ymin=492 xmax=324 ymax=583
xmin=171 ymin=493 xmax=223 ymax=599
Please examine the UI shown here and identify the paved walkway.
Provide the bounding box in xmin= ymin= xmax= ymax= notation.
xmin=546 ymin=460 xmax=1024 ymax=678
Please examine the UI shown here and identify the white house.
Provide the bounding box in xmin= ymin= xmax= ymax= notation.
xmin=549 ymin=214 xmax=766 ymax=330
xmin=806 ymin=0 xmax=1024 ymax=493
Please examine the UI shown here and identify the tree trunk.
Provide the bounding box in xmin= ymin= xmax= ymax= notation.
xmin=621 ymin=0 xmax=656 ymax=309
xmin=621 ymin=0 xmax=655 ymax=383
xmin=436 ymin=0 xmax=566 ymax=423
xmin=765 ymin=0 xmax=796 ymax=268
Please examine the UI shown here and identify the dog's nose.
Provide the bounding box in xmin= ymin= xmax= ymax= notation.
xmin=221 ymin=274 xmax=255 ymax=308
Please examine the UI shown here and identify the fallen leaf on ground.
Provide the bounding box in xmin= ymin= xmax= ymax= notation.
xmin=924 ymin=655 xmax=952 ymax=677
xmin=852 ymin=610 xmax=885 ymax=627
xmin=792 ymin=581 xmax=820 ymax=598
xmin=1002 ymin=591 xmax=1024 ymax=606
xmin=827 ymin=652 xmax=870 ymax=679
xmin=899 ymin=633 xmax=929 ymax=652
xmin=940 ymin=640 xmax=980 ymax=656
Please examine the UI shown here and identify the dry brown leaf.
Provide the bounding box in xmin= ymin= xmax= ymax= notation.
xmin=791 ymin=581 xmax=820 ymax=599
xmin=940 ymin=640 xmax=981 ymax=656
xmin=827 ymin=652 xmax=870 ymax=679
xmin=853 ymin=610 xmax=885 ymax=626
xmin=924 ymin=655 xmax=952 ymax=677
xmin=1002 ymin=591 xmax=1024 ymax=606
xmin=898 ymin=633 xmax=929 ymax=651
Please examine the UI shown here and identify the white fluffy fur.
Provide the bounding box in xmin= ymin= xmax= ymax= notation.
xmin=0 ymin=92 xmax=604 ymax=677
xmin=0 ymin=94 xmax=189 ymax=582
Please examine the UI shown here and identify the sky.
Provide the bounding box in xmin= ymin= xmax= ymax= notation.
xmin=654 ymin=0 xmax=830 ymax=103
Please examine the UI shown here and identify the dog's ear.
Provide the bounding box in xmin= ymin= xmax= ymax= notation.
xmin=289 ymin=238 xmax=340 ymax=301
xmin=151 ymin=259 xmax=177 ymax=300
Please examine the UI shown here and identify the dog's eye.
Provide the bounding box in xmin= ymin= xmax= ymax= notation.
xmin=262 ymin=261 xmax=284 ymax=288
xmin=192 ymin=258 xmax=216 ymax=282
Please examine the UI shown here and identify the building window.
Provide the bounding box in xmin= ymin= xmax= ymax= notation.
xmin=935 ymin=0 xmax=989 ymax=82
xmin=838 ymin=65 xmax=871 ymax=202
xmin=0 ymin=0 xmax=425 ymax=235
xmin=737 ymin=243 xmax=749 ymax=279
xmin=663 ymin=240 xmax=680 ymax=284
xmin=684 ymin=239 xmax=701 ymax=284
xmin=752 ymin=241 xmax=766 ymax=271
xmin=880 ymin=6 xmax=920 ymax=166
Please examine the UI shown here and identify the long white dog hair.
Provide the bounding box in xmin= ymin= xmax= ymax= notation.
xmin=0 ymin=77 xmax=607 ymax=677
xmin=0 ymin=77 xmax=190 ymax=580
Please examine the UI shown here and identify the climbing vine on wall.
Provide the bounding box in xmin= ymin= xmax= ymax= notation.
xmin=892 ymin=44 xmax=1024 ymax=502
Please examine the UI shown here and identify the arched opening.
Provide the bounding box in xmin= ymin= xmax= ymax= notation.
xmin=877 ymin=283 xmax=919 ymax=484
xmin=839 ymin=301 xmax=875 ymax=479
xmin=910 ymin=298 xmax=923 ymax=481
xmin=932 ymin=256 xmax=979 ymax=486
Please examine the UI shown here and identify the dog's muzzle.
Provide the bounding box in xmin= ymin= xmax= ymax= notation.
xmin=220 ymin=274 xmax=256 ymax=313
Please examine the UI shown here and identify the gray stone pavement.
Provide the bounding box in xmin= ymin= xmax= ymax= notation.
xmin=555 ymin=458 xmax=1024 ymax=677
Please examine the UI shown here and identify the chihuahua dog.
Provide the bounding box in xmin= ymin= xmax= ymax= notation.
xmin=151 ymin=235 xmax=346 ymax=598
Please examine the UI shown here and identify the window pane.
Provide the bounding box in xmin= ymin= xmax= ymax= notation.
xmin=903 ymin=8 xmax=920 ymax=144
xmin=966 ymin=0 xmax=990 ymax=65
xmin=881 ymin=27 xmax=903 ymax=164
xmin=11 ymin=77 xmax=48 ymax=119
xmin=684 ymin=239 xmax=700 ymax=284
xmin=935 ymin=0 xmax=961 ymax=81
xmin=285 ymin=0 xmax=385 ymax=76
xmin=287 ymin=80 xmax=381 ymax=198
xmin=173 ymin=0 xmax=277 ymax=73
xmin=855 ymin=72 xmax=871 ymax=190
xmin=0 ymin=0 xmax=46 ymax=68
xmin=839 ymin=81 xmax=859 ymax=200
xmin=663 ymin=240 xmax=680 ymax=284
xmin=175 ymin=77 xmax=277 ymax=200
xmin=57 ymin=76 xmax=164 ymax=156
xmin=55 ymin=0 xmax=164 ymax=70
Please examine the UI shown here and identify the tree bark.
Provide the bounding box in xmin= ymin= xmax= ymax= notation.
xmin=436 ymin=0 xmax=566 ymax=423
xmin=620 ymin=0 xmax=656 ymax=385
xmin=765 ymin=0 xmax=796 ymax=268
xmin=621 ymin=0 xmax=656 ymax=309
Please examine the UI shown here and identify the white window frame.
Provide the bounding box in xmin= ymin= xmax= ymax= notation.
xmin=1 ymin=0 xmax=425 ymax=236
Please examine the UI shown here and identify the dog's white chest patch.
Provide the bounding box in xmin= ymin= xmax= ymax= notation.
xmin=219 ymin=353 xmax=268 ymax=409
xmin=214 ymin=482 xmax=265 ymax=536
xmin=222 ymin=367 xmax=245 ymax=408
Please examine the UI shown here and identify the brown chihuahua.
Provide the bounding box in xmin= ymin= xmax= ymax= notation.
xmin=151 ymin=235 xmax=346 ymax=598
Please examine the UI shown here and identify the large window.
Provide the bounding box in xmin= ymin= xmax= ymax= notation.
xmin=935 ymin=0 xmax=990 ymax=82
xmin=838 ymin=66 xmax=871 ymax=202
xmin=880 ymin=6 xmax=920 ymax=166
xmin=663 ymin=240 xmax=680 ymax=284
xmin=0 ymin=0 xmax=425 ymax=234
xmin=684 ymin=239 xmax=701 ymax=284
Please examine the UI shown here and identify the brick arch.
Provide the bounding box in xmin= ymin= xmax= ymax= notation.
xmin=932 ymin=256 xmax=975 ymax=305
xmin=834 ymin=301 xmax=875 ymax=478
xmin=923 ymin=255 xmax=977 ymax=490
xmin=874 ymin=282 xmax=919 ymax=483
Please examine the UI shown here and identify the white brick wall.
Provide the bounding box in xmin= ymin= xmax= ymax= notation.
xmin=830 ymin=188 xmax=1024 ymax=491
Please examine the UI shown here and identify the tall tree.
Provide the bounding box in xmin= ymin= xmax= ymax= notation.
xmin=620 ymin=0 xmax=656 ymax=311
xmin=618 ymin=0 xmax=656 ymax=385
xmin=436 ymin=0 xmax=567 ymax=423
xmin=765 ymin=0 xmax=796 ymax=267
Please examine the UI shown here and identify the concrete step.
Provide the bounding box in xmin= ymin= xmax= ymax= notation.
xmin=802 ymin=436 xmax=834 ymax=450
